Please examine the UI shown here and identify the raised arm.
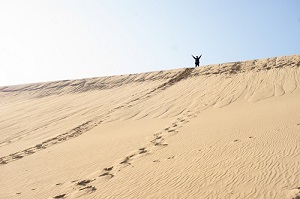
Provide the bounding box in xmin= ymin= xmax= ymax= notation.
xmin=192 ymin=55 xmax=196 ymax=59
xmin=199 ymin=54 xmax=202 ymax=59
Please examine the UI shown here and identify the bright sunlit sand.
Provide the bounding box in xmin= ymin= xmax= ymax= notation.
xmin=1 ymin=55 xmax=300 ymax=199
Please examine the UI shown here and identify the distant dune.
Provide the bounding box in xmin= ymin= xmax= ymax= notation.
xmin=0 ymin=54 xmax=300 ymax=198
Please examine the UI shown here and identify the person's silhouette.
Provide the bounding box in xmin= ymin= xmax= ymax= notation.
xmin=192 ymin=54 xmax=202 ymax=67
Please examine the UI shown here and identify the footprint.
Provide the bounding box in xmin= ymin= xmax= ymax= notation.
xmin=79 ymin=185 xmax=97 ymax=192
xmin=99 ymin=172 xmax=114 ymax=178
xmin=154 ymin=142 xmax=168 ymax=147
xmin=120 ymin=155 xmax=135 ymax=165
xmin=153 ymin=132 xmax=162 ymax=137
xmin=103 ymin=166 xmax=113 ymax=171
xmin=167 ymin=156 xmax=175 ymax=159
xmin=53 ymin=194 xmax=66 ymax=199
xmin=167 ymin=129 xmax=177 ymax=133
xmin=151 ymin=135 xmax=168 ymax=146
xmin=12 ymin=155 xmax=23 ymax=159
xmin=154 ymin=136 xmax=162 ymax=140
xmin=0 ymin=160 xmax=7 ymax=165
xmin=76 ymin=179 xmax=94 ymax=186
xmin=24 ymin=149 xmax=35 ymax=155
xmin=139 ymin=147 xmax=148 ymax=154
xmin=35 ymin=144 xmax=46 ymax=149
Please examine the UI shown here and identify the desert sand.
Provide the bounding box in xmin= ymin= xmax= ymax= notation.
xmin=0 ymin=55 xmax=300 ymax=199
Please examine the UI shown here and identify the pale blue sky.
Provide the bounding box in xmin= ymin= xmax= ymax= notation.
xmin=0 ymin=0 xmax=299 ymax=86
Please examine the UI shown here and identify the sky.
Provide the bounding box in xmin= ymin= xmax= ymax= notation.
xmin=0 ymin=1 xmax=300 ymax=86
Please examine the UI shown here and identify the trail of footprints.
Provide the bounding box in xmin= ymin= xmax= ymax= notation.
xmin=97 ymin=112 xmax=192 ymax=178
xmin=51 ymin=111 xmax=195 ymax=198
xmin=50 ymin=109 xmax=265 ymax=198
xmin=0 ymin=120 xmax=98 ymax=165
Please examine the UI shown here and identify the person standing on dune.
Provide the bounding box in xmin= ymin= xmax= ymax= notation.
xmin=192 ymin=54 xmax=202 ymax=67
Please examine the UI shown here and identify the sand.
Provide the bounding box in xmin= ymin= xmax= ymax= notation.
xmin=0 ymin=54 xmax=300 ymax=198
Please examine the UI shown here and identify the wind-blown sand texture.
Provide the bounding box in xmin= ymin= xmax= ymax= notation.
xmin=1 ymin=55 xmax=300 ymax=199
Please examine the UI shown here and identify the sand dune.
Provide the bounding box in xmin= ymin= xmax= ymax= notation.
xmin=0 ymin=55 xmax=300 ymax=198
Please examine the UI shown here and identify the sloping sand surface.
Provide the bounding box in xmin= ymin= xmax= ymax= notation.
xmin=0 ymin=55 xmax=300 ymax=198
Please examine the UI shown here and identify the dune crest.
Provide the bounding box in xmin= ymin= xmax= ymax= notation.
xmin=0 ymin=54 xmax=300 ymax=198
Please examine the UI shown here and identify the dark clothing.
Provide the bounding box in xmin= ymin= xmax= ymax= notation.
xmin=192 ymin=55 xmax=202 ymax=67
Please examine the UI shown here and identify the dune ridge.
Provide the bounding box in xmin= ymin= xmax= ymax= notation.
xmin=1 ymin=55 xmax=298 ymax=96
xmin=0 ymin=54 xmax=300 ymax=198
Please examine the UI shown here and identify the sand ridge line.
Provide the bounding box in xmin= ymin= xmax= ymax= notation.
xmin=0 ymin=68 xmax=195 ymax=166
xmin=1 ymin=55 xmax=298 ymax=98
xmin=0 ymin=67 xmax=190 ymax=98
